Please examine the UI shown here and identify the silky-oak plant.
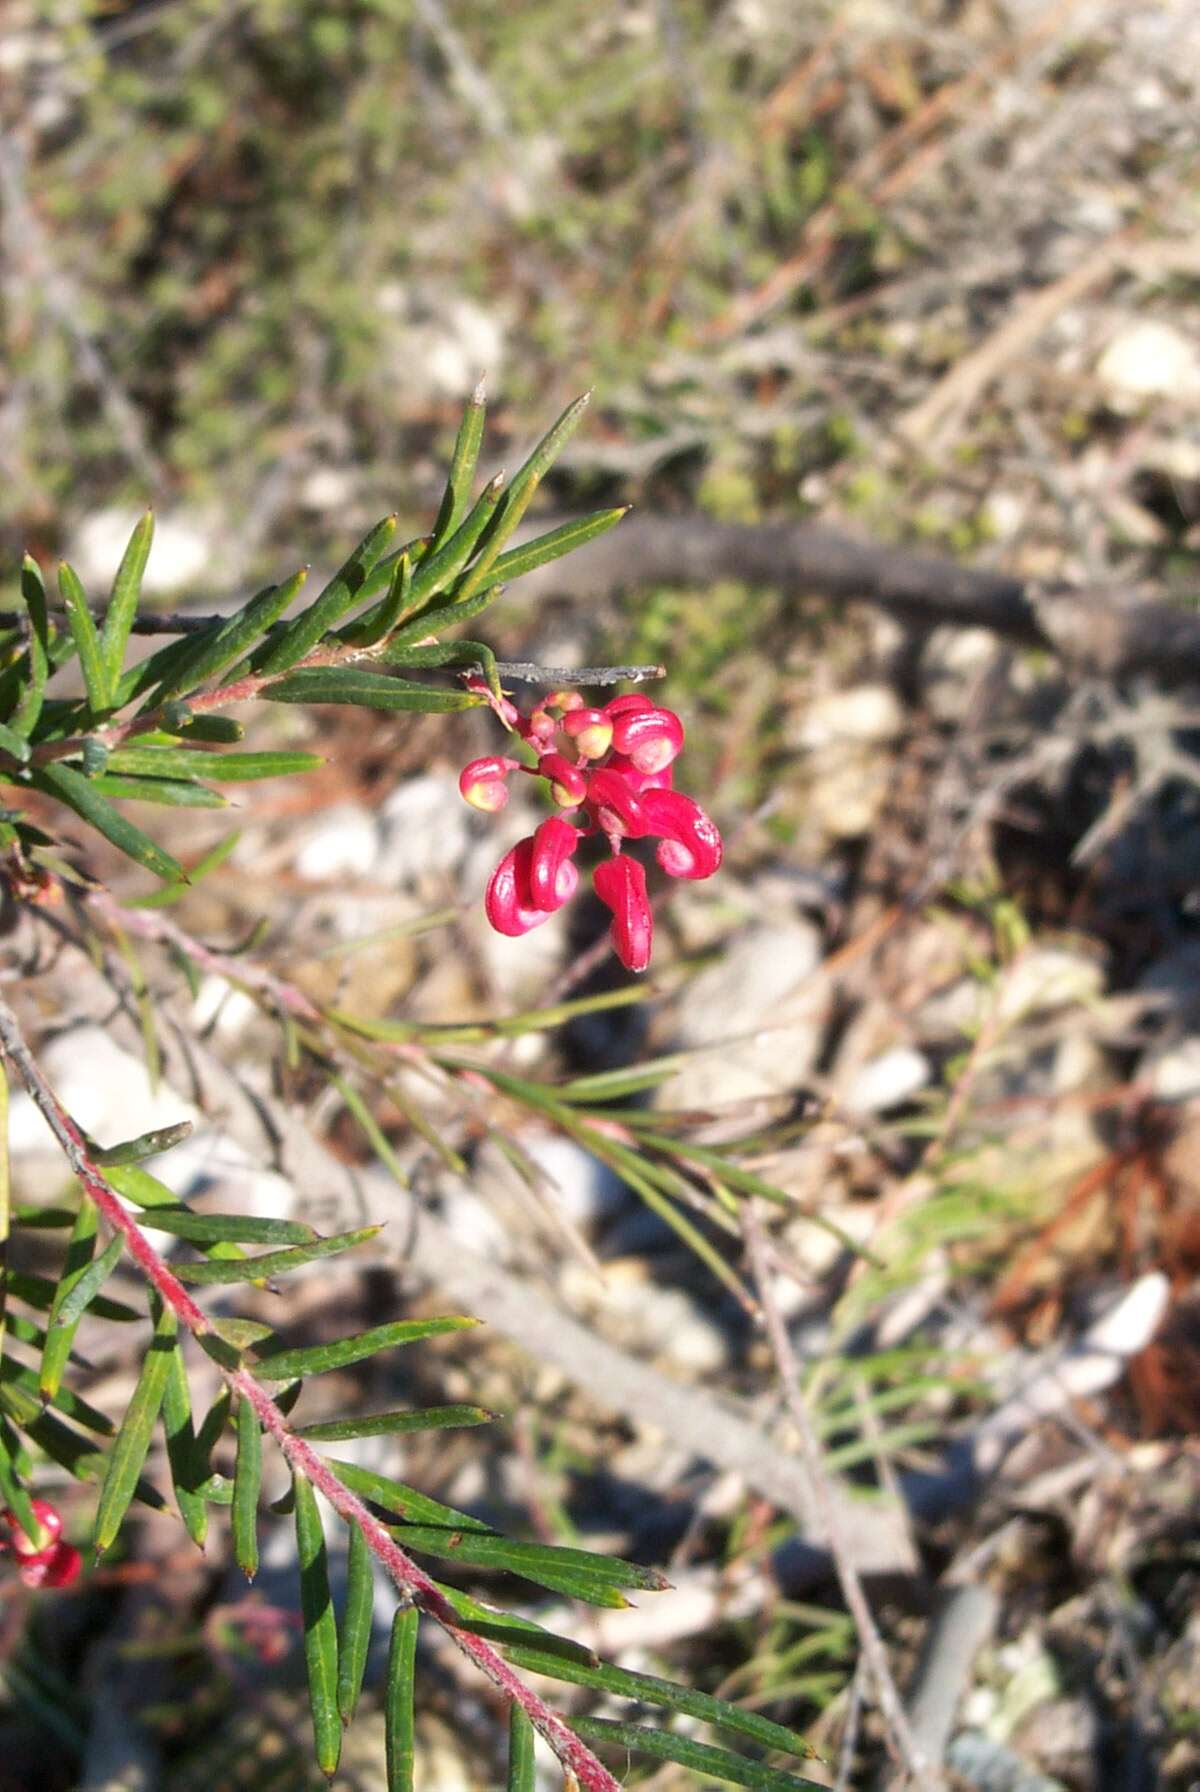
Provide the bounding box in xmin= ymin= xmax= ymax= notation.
xmin=0 ymin=391 xmax=823 ymax=1791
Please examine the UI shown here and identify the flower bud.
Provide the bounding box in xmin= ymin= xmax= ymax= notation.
xmin=19 ymin=1540 xmax=81 ymax=1589
xmin=459 ymin=755 xmax=514 ymax=812
xmin=546 ymin=689 xmax=585 ymax=713
xmin=4 ymin=1499 xmax=63 ymax=1561
xmin=603 ymin=692 xmax=654 ymax=719
xmin=562 ymin=707 xmax=614 ymax=760
xmin=611 ymin=705 xmax=684 ymax=775
xmin=537 ymin=753 xmax=589 ymax=808
xmin=524 ymin=708 xmax=557 ymax=747
xmin=594 ymin=854 xmax=652 ymax=973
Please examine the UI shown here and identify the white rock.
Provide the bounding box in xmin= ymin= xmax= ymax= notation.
xmin=376 ymin=773 xmax=471 ymax=886
xmin=70 ymin=508 xmax=214 ymax=597
xmin=1097 ymin=320 xmax=1200 ymax=406
xmin=293 ymin=803 xmax=380 ymax=881
xmin=1145 ymin=1035 xmax=1200 ymax=1101
xmin=298 ymin=465 xmax=357 ymax=511
xmin=994 ymin=946 xmax=1104 ymax=1025
xmin=842 ymin=1046 xmax=930 ymax=1116
xmin=795 ymin=683 xmax=905 ymax=750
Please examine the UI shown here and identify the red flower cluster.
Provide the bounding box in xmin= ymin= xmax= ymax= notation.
xmin=1 ymin=1498 xmax=81 ymax=1589
xmin=460 ymin=685 xmax=721 ymax=972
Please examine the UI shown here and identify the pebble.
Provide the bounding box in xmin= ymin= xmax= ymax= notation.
xmin=293 ymin=803 xmax=380 ymax=882
xmin=842 ymin=1045 xmax=931 ymax=1117
xmin=1097 ymin=319 xmax=1200 ymax=407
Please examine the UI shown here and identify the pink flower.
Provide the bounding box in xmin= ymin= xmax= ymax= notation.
xmin=2 ymin=1500 xmax=81 ymax=1590
xmin=464 ymin=684 xmax=721 ymax=972
xmin=594 ymin=854 xmax=652 ymax=973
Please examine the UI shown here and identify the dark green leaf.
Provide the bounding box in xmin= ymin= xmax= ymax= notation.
xmin=57 ymin=561 xmax=111 ymax=710
xmin=151 ymin=569 xmax=309 ymax=702
xmin=39 ymin=1197 xmax=98 ymax=1401
xmin=388 ymin=1525 xmax=660 ymax=1607
xmin=137 ymin=1209 xmax=316 ymax=1245
xmin=94 ymin=1302 xmax=176 ymax=1554
xmin=1 ymin=1356 xmax=114 ymax=1436
xmin=106 ymin=747 xmax=324 ymax=783
xmin=0 ymin=720 xmax=31 ymax=763
xmin=233 ymin=1393 xmax=261 ymax=1578
xmin=404 ymin=473 xmax=505 ymax=609
xmin=455 ymin=393 xmax=591 ymax=602
xmin=89 ymin=773 xmax=227 ymax=809
xmin=431 ymin=1582 xmax=597 ymax=1667
xmin=6 ymin=1269 xmax=138 ymax=1322
xmin=253 ymin=1315 xmax=476 ymax=1380
xmin=337 ymin=1523 xmax=374 ymax=1725
xmin=569 ymin=1718 xmax=828 ymax=1791
xmin=337 ymin=551 xmax=413 ymax=648
xmin=52 ymin=1233 xmax=124 ymax=1331
xmin=30 ymin=762 xmax=185 ymax=884
xmin=124 ymin=828 xmax=240 ymax=909
xmin=0 ymin=1415 xmax=40 ymax=1540
xmin=12 ymin=557 xmax=51 ymax=739
xmin=162 ymin=1342 xmax=208 ymax=1547
xmin=385 ymin=1605 xmax=419 ymax=1792
xmin=255 ymin=516 xmax=398 ymax=677
xmin=470 ymin=507 xmax=628 ymax=596
xmin=326 ymin=1460 xmax=491 ymax=1534
xmin=507 ymin=1705 xmax=536 ymax=1792
xmin=95 ymin=1121 xmax=194 ymax=1168
xmin=162 ymin=714 xmax=244 ymax=743
xmin=295 ymin=1404 xmax=490 ymax=1443
xmin=14 ymin=1403 xmax=165 ymax=1510
xmin=294 ymin=1475 xmax=341 ymax=1777
xmin=431 ymin=381 xmax=486 ymax=550
xmin=504 ymin=1648 xmax=820 ymax=1762
xmin=172 ymin=1225 xmax=380 ymax=1285
xmin=100 ymin=511 xmax=154 ymax=688
xmin=375 ymin=580 xmax=501 ymax=661
xmin=262 ymin=668 xmax=479 ymax=711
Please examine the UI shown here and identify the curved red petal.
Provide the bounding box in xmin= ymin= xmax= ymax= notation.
xmin=593 ymin=854 xmax=653 ymax=973
xmin=639 ymin=788 xmax=723 ymax=880
xmin=585 ymin=767 xmax=650 ymax=839
xmin=484 ymin=841 xmax=554 ymax=937
xmin=529 ymin=817 xmax=582 ymax=911
xmin=611 ymin=706 xmax=685 ymax=774
xmin=603 ymin=692 xmax=655 ymax=719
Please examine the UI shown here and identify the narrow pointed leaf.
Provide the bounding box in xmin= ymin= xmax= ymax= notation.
xmin=136 ymin=1208 xmax=316 ymax=1246
xmin=94 ymin=1302 xmax=176 ymax=1554
xmin=58 ymin=562 xmax=112 ymax=710
xmin=405 ymin=473 xmax=505 ymax=609
xmin=503 ymin=1648 xmax=820 ymax=1761
xmin=2 ymin=1356 xmax=114 ymax=1435
xmin=95 ymin=1122 xmax=194 ymax=1168
xmin=569 ymin=1719 xmax=828 ymax=1791
xmin=162 ymin=712 xmax=244 ymax=743
xmin=12 ymin=557 xmax=51 ymax=739
xmin=388 ymin=1525 xmax=658 ymax=1606
xmin=172 ymin=1225 xmax=380 ymax=1286
xmin=375 ymin=580 xmax=501 ymax=660
xmin=162 ymin=1342 xmax=208 ymax=1547
xmin=432 ymin=1582 xmax=598 ymax=1667
xmin=125 ymin=827 xmax=240 ymax=909
xmin=295 ymin=1404 xmax=490 ymax=1443
xmin=7 ymin=1269 xmax=138 ymax=1321
xmin=470 ymin=507 xmax=629 ymax=595
xmin=262 ymin=668 xmax=479 ymax=711
xmin=293 ymin=1475 xmax=341 ymax=1777
xmin=31 ymin=763 xmax=184 ymax=884
xmin=39 ymin=1197 xmax=98 ymax=1400
xmin=151 ymin=569 xmax=309 ymax=701
xmin=90 ymin=773 xmax=227 ymax=809
xmin=0 ymin=1416 xmax=40 ymax=1540
xmin=337 ymin=551 xmax=413 ymax=647
xmin=232 ymin=1394 xmax=261 ymax=1578
xmin=53 ymin=1233 xmax=124 ymax=1331
xmin=0 ymin=720 xmax=30 ymax=763
xmin=431 ymin=380 xmax=487 ymax=549
xmin=455 ymin=393 xmax=591 ymax=602
xmin=106 ymin=747 xmax=324 ymax=783
xmin=100 ymin=511 xmax=154 ymax=687
xmin=255 ymin=516 xmax=398 ymax=677
xmin=253 ymin=1315 xmax=476 ymax=1380
xmin=507 ymin=1705 xmax=536 ymax=1792
xmin=337 ymin=1523 xmax=374 ymax=1725
xmin=18 ymin=1404 xmax=165 ymax=1509
xmin=385 ymin=1605 xmax=419 ymax=1792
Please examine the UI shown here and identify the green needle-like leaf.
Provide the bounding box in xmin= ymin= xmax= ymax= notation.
xmin=253 ymin=1315 xmax=477 ymax=1380
xmin=100 ymin=511 xmax=154 ymax=689
xmin=233 ymin=1393 xmax=261 ymax=1578
xmin=124 ymin=827 xmax=240 ymax=909
xmin=94 ymin=1301 xmax=176 ymax=1554
xmin=161 ymin=1341 xmax=208 ymax=1547
xmin=95 ymin=1121 xmax=194 ymax=1168
xmin=454 ymin=393 xmax=591 ymax=603
xmin=506 ymin=1705 xmax=536 ymax=1792
xmin=7 ymin=1268 xmax=138 ymax=1321
xmin=337 ymin=1523 xmax=374 ymax=1726
xmin=466 ymin=507 xmax=628 ymax=597
xmin=52 ymin=1233 xmax=124 ymax=1332
xmin=295 ymin=1404 xmax=490 ymax=1443
xmin=12 ymin=557 xmax=51 ymax=739
xmin=106 ymin=747 xmax=324 ymax=783
xmin=31 ymin=762 xmax=185 ymax=884
xmin=149 ymin=568 xmax=309 ymax=702
xmin=431 ymin=380 xmax=486 ymax=550
xmin=293 ymin=1475 xmax=341 ymax=1778
xmin=385 ymin=1605 xmax=419 ymax=1792
xmin=255 ymin=515 xmax=398 ymax=677
xmin=39 ymin=1197 xmax=98 ymax=1401
xmin=172 ymin=1225 xmax=380 ymax=1285
xmin=336 ymin=551 xmax=413 ymax=648
xmin=57 ymin=561 xmax=111 ymax=710
xmin=0 ymin=720 xmax=31 ymax=763
xmin=262 ymin=667 xmax=479 ymax=711
xmin=404 ymin=473 xmax=505 ymax=609
xmin=568 ymin=1718 xmax=828 ymax=1792
xmin=136 ymin=1208 xmax=316 ymax=1245
xmin=0 ymin=1416 xmax=40 ymax=1541
xmin=89 ymin=773 xmax=227 ymax=809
